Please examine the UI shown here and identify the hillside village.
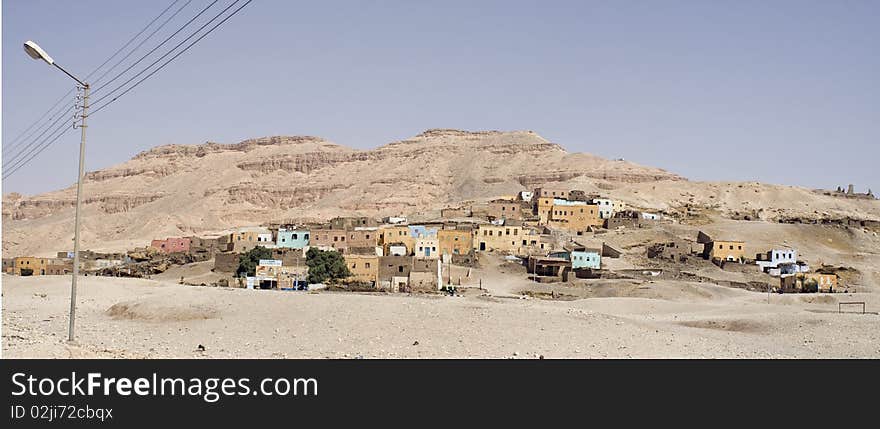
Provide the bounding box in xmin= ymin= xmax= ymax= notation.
xmin=4 ymin=185 xmax=862 ymax=296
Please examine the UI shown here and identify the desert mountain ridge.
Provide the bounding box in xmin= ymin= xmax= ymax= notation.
xmin=2 ymin=129 xmax=878 ymax=256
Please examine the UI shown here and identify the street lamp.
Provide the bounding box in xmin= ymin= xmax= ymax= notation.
xmin=23 ymin=40 xmax=89 ymax=343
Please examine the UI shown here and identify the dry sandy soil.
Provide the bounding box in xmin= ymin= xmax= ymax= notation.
xmin=4 ymin=266 xmax=879 ymax=359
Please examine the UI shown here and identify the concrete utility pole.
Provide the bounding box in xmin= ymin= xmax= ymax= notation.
xmin=23 ymin=41 xmax=89 ymax=343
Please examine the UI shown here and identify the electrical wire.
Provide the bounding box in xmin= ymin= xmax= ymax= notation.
xmin=91 ymin=0 xmax=253 ymax=116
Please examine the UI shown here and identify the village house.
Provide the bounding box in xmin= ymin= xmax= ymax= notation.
xmin=329 ymin=216 xmax=378 ymax=230
xmin=44 ymin=258 xmax=74 ymax=275
xmin=570 ymin=248 xmax=601 ymax=269
xmin=414 ymin=234 xmax=440 ymax=258
xmin=2 ymin=258 xmax=14 ymax=274
xmin=347 ymin=228 xmax=379 ymax=249
xmin=150 ymin=237 xmax=192 ymax=254
xmin=809 ymin=273 xmax=839 ymax=292
xmin=546 ymin=201 xmax=602 ymax=234
xmin=409 ymin=258 xmax=441 ymax=292
xmin=232 ymin=227 xmax=274 ymax=253
xmin=779 ymin=272 xmax=839 ymax=293
xmin=12 ymin=256 xmax=40 ymax=276
xmin=473 ymin=223 xmax=524 ymax=253
xmin=408 ymin=225 xmax=438 ymax=239
xmin=532 ymin=188 xmax=570 ymax=202
xmin=382 ymin=216 xmax=407 ymax=224
xmin=527 ymin=256 xmax=572 ymax=282
xmin=309 ymin=229 xmax=349 ymax=253
xmin=705 ymin=240 xmax=746 ymax=262
xmin=276 ymin=228 xmax=310 ymax=249
xmin=438 ymin=228 xmax=473 ymax=256
xmin=378 ymin=225 xmax=414 ymax=256
xmin=518 ymin=228 xmax=556 ymax=255
xmin=487 ymin=199 xmax=529 ymax=221
xmin=756 ymin=248 xmax=809 ymax=276
xmin=12 ymin=256 xmax=73 ymax=276
xmin=640 ymin=212 xmax=662 ymax=221
xmin=589 ymin=198 xmax=625 ymax=219
xmin=254 ymin=257 xmax=307 ymax=289
xmin=378 ymin=255 xmax=413 ymax=292
xmin=189 ymin=234 xmax=234 ymax=257
xmin=343 ymin=254 xmax=378 ymax=286
xmin=549 ymin=246 xmax=601 ymax=269
xmin=647 ymin=240 xmax=692 ymax=261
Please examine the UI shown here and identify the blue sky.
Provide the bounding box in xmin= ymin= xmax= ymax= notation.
xmin=3 ymin=0 xmax=878 ymax=195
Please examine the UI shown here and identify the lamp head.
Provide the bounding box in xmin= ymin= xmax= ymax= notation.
xmin=23 ymin=40 xmax=54 ymax=65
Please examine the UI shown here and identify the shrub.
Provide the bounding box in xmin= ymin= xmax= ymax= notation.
xmin=236 ymin=246 xmax=273 ymax=277
xmin=305 ymin=248 xmax=351 ymax=284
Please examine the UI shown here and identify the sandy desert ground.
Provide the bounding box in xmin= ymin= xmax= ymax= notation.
xmin=4 ymin=264 xmax=879 ymax=359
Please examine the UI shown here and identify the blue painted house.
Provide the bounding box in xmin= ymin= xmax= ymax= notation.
xmin=549 ymin=247 xmax=601 ymax=269
xmin=571 ymin=250 xmax=601 ymax=269
xmin=276 ymin=228 xmax=310 ymax=249
xmin=408 ymin=225 xmax=438 ymax=238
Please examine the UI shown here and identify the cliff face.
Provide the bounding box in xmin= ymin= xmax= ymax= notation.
xmin=2 ymin=129 xmax=683 ymax=256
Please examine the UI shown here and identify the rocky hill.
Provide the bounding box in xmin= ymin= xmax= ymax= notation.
xmin=3 ymin=129 xmax=878 ymax=257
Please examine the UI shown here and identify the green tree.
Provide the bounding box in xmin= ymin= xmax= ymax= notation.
xmin=237 ymin=246 xmax=274 ymax=277
xmin=305 ymin=248 xmax=351 ymax=284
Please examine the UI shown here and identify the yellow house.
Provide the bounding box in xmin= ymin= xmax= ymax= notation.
xmin=709 ymin=240 xmax=746 ymax=261
xmin=473 ymin=224 xmax=524 ymax=253
xmin=805 ymin=273 xmax=838 ymax=292
xmin=378 ymin=225 xmax=413 ymax=255
xmin=344 ymin=254 xmax=379 ymax=285
xmin=536 ymin=197 xmax=556 ymax=223
xmin=546 ymin=204 xmax=602 ymax=233
xmin=12 ymin=256 xmax=54 ymax=276
xmin=438 ymin=229 xmax=473 ymax=256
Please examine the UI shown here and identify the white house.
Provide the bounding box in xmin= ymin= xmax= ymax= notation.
xmin=756 ymin=248 xmax=809 ymax=276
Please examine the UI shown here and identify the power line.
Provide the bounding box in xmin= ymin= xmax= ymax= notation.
xmin=3 ymin=0 xmax=183 ymax=157
xmin=3 ymin=0 xmax=254 ymax=180
xmin=3 ymin=0 xmax=190 ymax=177
xmin=3 ymin=117 xmax=75 ymax=180
xmin=89 ymin=0 xmax=194 ymax=87
xmin=91 ymin=0 xmax=253 ymax=116
xmin=2 ymin=92 xmax=70 ymax=154
xmin=88 ymin=0 xmax=185 ymax=85
xmin=3 ymin=95 xmax=75 ymax=156
xmin=3 ymin=104 xmax=76 ymax=169
xmin=91 ymin=0 xmax=220 ymax=96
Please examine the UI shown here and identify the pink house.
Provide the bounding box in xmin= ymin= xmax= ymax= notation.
xmin=150 ymin=237 xmax=192 ymax=254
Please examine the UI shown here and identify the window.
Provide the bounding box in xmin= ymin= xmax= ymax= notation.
xmin=729 ymin=245 xmax=734 ymax=250
xmin=305 ymin=234 xmax=309 ymax=240
xmin=505 ymin=229 xmax=510 ymax=235
xmin=292 ymin=234 xmax=298 ymax=240
xmin=718 ymin=244 xmax=723 ymax=249
xmin=513 ymin=229 xmax=518 ymax=235
xmin=738 ymin=246 xmax=742 ymax=250
xmin=365 ymin=263 xmax=370 ymax=269
xmin=334 ymin=237 xmax=338 ymax=242
xmin=398 ymin=266 xmax=403 ymax=273
xmin=352 ymin=263 xmax=357 ymax=269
